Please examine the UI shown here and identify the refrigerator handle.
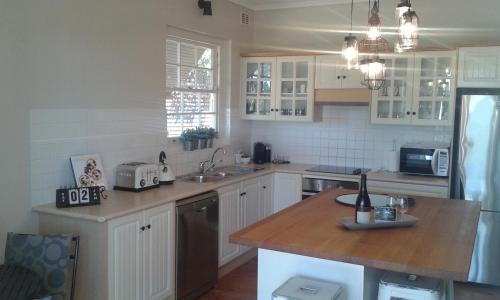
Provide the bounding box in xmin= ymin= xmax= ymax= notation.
xmin=459 ymin=177 xmax=465 ymax=200
xmin=431 ymin=150 xmax=439 ymax=175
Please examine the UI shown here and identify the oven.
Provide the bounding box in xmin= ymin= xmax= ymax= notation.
xmin=302 ymin=176 xmax=359 ymax=200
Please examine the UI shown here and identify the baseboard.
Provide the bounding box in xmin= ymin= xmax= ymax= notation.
xmin=218 ymin=248 xmax=257 ymax=278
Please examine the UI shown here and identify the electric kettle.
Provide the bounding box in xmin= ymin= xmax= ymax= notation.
xmin=159 ymin=151 xmax=175 ymax=185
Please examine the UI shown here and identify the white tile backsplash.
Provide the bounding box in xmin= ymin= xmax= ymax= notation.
xmin=251 ymin=106 xmax=453 ymax=170
xmin=30 ymin=109 xmax=242 ymax=206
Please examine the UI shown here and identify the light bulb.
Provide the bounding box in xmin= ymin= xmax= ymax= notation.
xmin=367 ymin=26 xmax=381 ymax=40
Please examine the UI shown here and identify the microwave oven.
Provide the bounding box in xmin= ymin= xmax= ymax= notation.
xmin=400 ymin=144 xmax=450 ymax=177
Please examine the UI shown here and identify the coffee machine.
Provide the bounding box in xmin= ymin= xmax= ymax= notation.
xmin=253 ymin=142 xmax=271 ymax=164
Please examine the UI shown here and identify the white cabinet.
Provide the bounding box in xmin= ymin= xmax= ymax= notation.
xmin=218 ymin=183 xmax=241 ymax=266
xmin=367 ymin=180 xmax=449 ymax=198
xmin=241 ymin=57 xmax=276 ymax=120
xmin=259 ymin=174 xmax=274 ymax=219
xmin=273 ymin=173 xmax=302 ymax=213
xmin=108 ymin=203 xmax=175 ymax=300
xmin=458 ymin=47 xmax=500 ymax=88
xmin=144 ymin=205 xmax=175 ymax=300
xmin=371 ymin=54 xmax=415 ymax=125
xmin=371 ymin=51 xmax=456 ymax=126
xmin=239 ymin=178 xmax=260 ymax=253
xmin=315 ymin=55 xmax=364 ymax=89
xmin=241 ymin=56 xmax=315 ymax=122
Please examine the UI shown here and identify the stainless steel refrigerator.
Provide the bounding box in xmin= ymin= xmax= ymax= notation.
xmin=451 ymin=88 xmax=500 ymax=286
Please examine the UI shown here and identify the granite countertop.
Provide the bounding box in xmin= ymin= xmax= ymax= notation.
xmin=230 ymin=188 xmax=480 ymax=281
xmin=32 ymin=163 xmax=449 ymax=223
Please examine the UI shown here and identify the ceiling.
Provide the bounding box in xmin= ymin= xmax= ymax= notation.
xmin=228 ymin=0 xmax=364 ymax=11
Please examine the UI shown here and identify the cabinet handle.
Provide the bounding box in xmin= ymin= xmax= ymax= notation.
xmin=263 ymin=186 xmax=266 ymax=189
xmin=240 ymin=192 xmax=247 ymax=197
xmin=271 ymin=109 xmax=274 ymax=112
xmin=147 ymin=224 xmax=151 ymax=229
xmin=337 ymin=76 xmax=341 ymax=80
xmin=406 ymin=111 xmax=411 ymax=115
xmin=140 ymin=226 xmax=146 ymax=231
xmin=412 ymin=112 xmax=416 ymax=115
xmin=342 ymin=75 xmax=346 ymax=79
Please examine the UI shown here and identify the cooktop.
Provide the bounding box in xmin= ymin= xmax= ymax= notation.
xmin=306 ymin=165 xmax=370 ymax=175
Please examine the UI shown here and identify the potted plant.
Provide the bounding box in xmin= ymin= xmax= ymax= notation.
xmin=206 ymin=127 xmax=217 ymax=148
xmin=196 ymin=127 xmax=209 ymax=149
xmin=180 ymin=128 xmax=198 ymax=151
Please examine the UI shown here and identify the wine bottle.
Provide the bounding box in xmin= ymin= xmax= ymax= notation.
xmin=355 ymin=174 xmax=372 ymax=224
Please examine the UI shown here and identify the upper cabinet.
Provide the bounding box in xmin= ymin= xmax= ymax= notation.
xmin=411 ymin=52 xmax=456 ymax=126
xmin=241 ymin=56 xmax=315 ymax=122
xmin=315 ymin=55 xmax=364 ymax=89
xmin=371 ymin=54 xmax=415 ymax=125
xmin=458 ymin=47 xmax=500 ymax=88
xmin=371 ymin=51 xmax=456 ymax=126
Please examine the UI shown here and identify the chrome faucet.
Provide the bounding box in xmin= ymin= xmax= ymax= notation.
xmin=199 ymin=147 xmax=227 ymax=174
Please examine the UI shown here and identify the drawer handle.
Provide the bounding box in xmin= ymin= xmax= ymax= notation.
xmin=147 ymin=224 xmax=151 ymax=229
xmin=140 ymin=226 xmax=146 ymax=231
xmin=240 ymin=192 xmax=247 ymax=197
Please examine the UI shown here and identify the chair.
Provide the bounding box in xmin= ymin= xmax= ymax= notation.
xmin=4 ymin=233 xmax=80 ymax=300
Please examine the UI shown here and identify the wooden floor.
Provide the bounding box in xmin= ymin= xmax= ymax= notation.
xmin=197 ymin=258 xmax=500 ymax=300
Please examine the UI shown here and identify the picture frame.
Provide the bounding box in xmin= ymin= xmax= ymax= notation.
xmin=70 ymin=154 xmax=108 ymax=189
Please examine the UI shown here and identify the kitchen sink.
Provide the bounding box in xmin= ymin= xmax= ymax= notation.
xmin=181 ymin=166 xmax=264 ymax=183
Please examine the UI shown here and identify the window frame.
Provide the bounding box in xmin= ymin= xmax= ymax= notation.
xmin=165 ymin=28 xmax=227 ymax=139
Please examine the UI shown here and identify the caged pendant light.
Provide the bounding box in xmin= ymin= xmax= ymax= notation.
xmin=397 ymin=0 xmax=419 ymax=51
xmin=367 ymin=0 xmax=381 ymax=40
xmin=360 ymin=56 xmax=386 ymax=90
xmin=341 ymin=0 xmax=359 ymax=70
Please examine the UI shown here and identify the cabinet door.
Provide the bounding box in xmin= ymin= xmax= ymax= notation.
xmin=315 ymin=55 xmax=342 ymax=89
xmin=108 ymin=212 xmax=144 ymax=300
xmin=273 ymin=173 xmax=302 ymax=213
xmin=340 ymin=68 xmax=364 ymax=89
xmin=276 ymin=56 xmax=315 ymax=122
xmin=241 ymin=57 xmax=276 ymax=120
xmin=371 ymin=54 xmax=415 ymax=125
xmin=411 ymin=51 xmax=456 ymax=126
xmin=259 ymin=174 xmax=274 ymax=220
xmin=458 ymin=47 xmax=500 ymax=88
xmin=143 ymin=204 xmax=175 ymax=300
xmin=239 ymin=178 xmax=260 ymax=253
xmin=217 ymin=184 xmax=241 ymax=266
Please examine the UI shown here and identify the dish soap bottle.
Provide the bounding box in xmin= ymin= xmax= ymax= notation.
xmin=355 ymin=174 xmax=372 ymax=224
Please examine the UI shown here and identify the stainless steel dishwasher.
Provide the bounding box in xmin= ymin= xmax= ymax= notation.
xmin=176 ymin=191 xmax=219 ymax=300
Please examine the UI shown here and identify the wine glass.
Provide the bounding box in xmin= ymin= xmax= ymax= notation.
xmin=397 ymin=196 xmax=409 ymax=214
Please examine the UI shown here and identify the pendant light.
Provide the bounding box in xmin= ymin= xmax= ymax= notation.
xmin=397 ymin=1 xmax=419 ymax=51
xmin=367 ymin=0 xmax=381 ymax=40
xmin=360 ymin=56 xmax=386 ymax=90
xmin=341 ymin=0 xmax=359 ymax=70
xmin=395 ymin=0 xmax=411 ymax=19
xmin=359 ymin=0 xmax=388 ymax=90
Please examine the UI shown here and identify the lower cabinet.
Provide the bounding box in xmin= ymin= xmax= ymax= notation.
xmin=367 ymin=180 xmax=449 ymax=198
xmin=108 ymin=203 xmax=175 ymax=300
xmin=273 ymin=173 xmax=302 ymax=213
xmin=217 ymin=175 xmax=275 ymax=267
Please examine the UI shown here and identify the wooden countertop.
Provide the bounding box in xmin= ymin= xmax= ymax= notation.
xmin=230 ymin=189 xmax=480 ymax=281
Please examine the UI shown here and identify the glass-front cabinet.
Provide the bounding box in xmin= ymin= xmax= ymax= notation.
xmin=370 ymin=51 xmax=456 ymax=126
xmin=370 ymin=54 xmax=415 ymax=125
xmin=241 ymin=57 xmax=276 ymax=120
xmin=276 ymin=56 xmax=315 ymax=121
xmin=241 ymin=56 xmax=315 ymax=122
xmin=411 ymin=51 xmax=456 ymax=126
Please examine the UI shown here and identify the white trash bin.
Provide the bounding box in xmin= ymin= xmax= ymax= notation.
xmin=378 ymin=272 xmax=443 ymax=300
xmin=272 ymin=276 xmax=345 ymax=300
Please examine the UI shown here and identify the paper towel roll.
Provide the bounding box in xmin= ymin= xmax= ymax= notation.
xmin=386 ymin=151 xmax=399 ymax=172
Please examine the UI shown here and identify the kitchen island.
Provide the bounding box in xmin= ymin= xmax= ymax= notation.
xmin=230 ymin=189 xmax=481 ymax=300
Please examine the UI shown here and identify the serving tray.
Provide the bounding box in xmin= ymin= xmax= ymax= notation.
xmin=337 ymin=214 xmax=419 ymax=230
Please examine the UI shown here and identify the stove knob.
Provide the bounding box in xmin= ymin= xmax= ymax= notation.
xmin=140 ymin=179 xmax=146 ymax=187
xmin=153 ymin=177 xmax=159 ymax=185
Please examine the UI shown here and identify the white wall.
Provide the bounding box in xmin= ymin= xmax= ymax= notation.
xmin=251 ymin=106 xmax=452 ymax=170
xmin=0 ymin=0 xmax=254 ymax=261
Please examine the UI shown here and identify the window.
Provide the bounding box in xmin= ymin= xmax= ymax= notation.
xmin=165 ymin=35 xmax=219 ymax=137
